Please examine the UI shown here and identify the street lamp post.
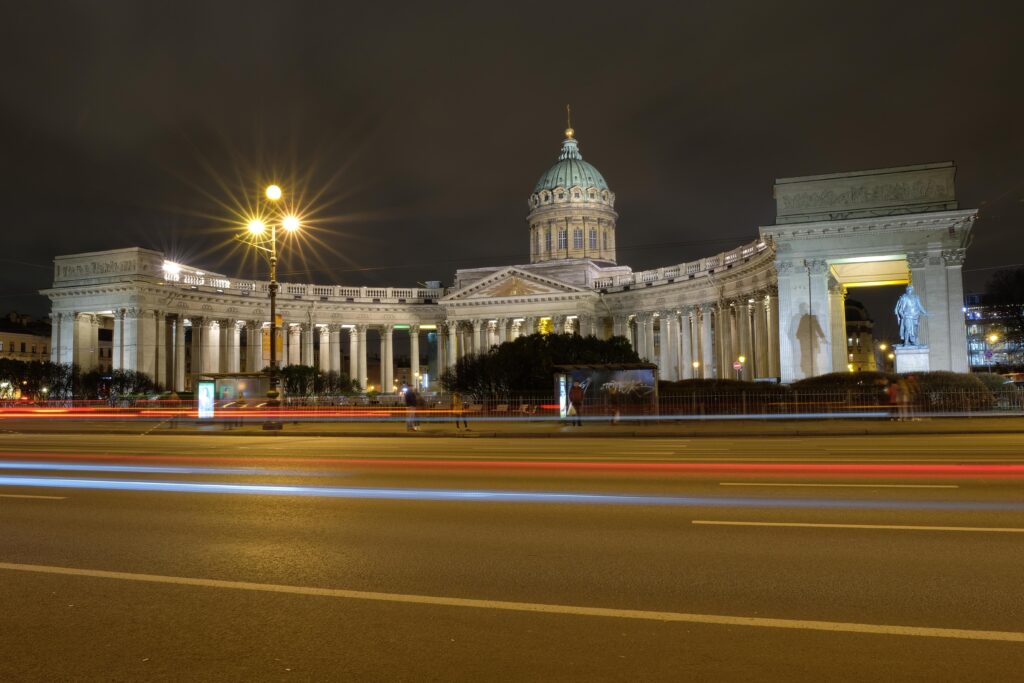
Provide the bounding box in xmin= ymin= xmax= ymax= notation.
xmin=240 ymin=184 xmax=301 ymax=428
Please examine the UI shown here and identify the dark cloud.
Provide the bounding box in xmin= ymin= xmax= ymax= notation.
xmin=2 ymin=1 xmax=1021 ymax=321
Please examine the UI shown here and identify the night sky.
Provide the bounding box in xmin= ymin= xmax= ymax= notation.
xmin=3 ymin=1 xmax=1021 ymax=338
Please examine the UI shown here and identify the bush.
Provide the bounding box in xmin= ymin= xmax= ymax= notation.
xmin=659 ymin=379 xmax=792 ymax=414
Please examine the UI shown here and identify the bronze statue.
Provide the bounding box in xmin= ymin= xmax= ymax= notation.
xmin=895 ymin=284 xmax=928 ymax=346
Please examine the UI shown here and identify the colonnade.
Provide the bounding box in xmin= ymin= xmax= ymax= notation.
xmin=615 ymin=288 xmax=781 ymax=381
xmin=53 ymin=310 xmax=438 ymax=393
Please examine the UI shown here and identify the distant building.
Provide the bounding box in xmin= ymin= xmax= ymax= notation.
xmin=844 ymin=300 xmax=877 ymax=372
xmin=965 ymin=293 xmax=1024 ymax=371
xmin=0 ymin=312 xmax=52 ymax=363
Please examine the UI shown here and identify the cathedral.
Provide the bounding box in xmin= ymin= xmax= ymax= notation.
xmin=43 ymin=123 xmax=977 ymax=391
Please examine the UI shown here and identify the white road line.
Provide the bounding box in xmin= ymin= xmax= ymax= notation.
xmin=693 ymin=520 xmax=1024 ymax=533
xmin=718 ymin=482 xmax=959 ymax=489
xmin=0 ymin=493 xmax=65 ymax=500
xmin=0 ymin=561 xmax=1020 ymax=643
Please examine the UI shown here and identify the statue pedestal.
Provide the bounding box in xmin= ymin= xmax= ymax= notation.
xmin=895 ymin=345 xmax=929 ymax=374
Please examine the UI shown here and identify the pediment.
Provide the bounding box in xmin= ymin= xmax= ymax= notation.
xmin=442 ymin=267 xmax=589 ymax=302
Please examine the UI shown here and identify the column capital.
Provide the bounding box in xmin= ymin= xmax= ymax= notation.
xmin=657 ymin=309 xmax=676 ymax=320
xmin=906 ymin=251 xmax=928 ymax=269
xmin=409 ymin=324 xmax=420 ymax=333
xmin=942 ymin=248 xmax=966 ymax=266
xmin=380 ymin=324 xmax=394 ymax=334
xmin=699 ymin=302 xmax=715 ymax=314
xmin=806 ymin=258 xmax=829 ymax=275
xmin=634 ymin=311 xmax=652 ymax=323
xmin=471 ymin=319 xmax=484 ymax=331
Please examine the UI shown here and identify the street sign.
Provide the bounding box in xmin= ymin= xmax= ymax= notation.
xmin=733 ymin=361 xmax=743 ymax=370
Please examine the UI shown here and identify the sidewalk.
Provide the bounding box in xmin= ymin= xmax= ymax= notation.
xmin=3 ymin=415 xmax=1023 ymax=438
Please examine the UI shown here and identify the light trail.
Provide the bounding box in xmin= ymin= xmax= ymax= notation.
xmin=0 ymin=461 xmax=326 ymax=476
xmin=2 ymin=475 xmax=1024 ymax=511
xmin=0 ymin=453 xmax=1022 ymax=479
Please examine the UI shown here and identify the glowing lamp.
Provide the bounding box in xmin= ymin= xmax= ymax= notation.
xmin=247 ymin=219 xmax=266 ymax=235
xmin=265 ymin=185 xmax=282 ymax=201
xmin=282 ymin=215 xmax=301 ymax=232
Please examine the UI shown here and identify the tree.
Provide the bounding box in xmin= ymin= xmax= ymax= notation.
xmin=441 ymin=333 xmax=640 ymax=394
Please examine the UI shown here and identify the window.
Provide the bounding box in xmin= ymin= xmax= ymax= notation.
xmin=545 ymin=229 xmax=552 ymax=253
xmin=558 ymin=229 xmax=567 ymax=250
xmin=589 ymin=229 xmax=597 ymax=250
xmin=573 ymin=228 xmax=583 ymax=249
xmin=0 ymin=342 xmax=4 ymax=351
xmin=21 ymin=342 xmax=26 ymax=353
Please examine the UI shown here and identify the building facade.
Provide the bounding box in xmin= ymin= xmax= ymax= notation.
xmin=0 ymin=312 xmax=53 ymax=363
xmin=965 ymin=294 xmax=1024 ymax=371
xmin=42 ymin=126 xmax=978 ymax=391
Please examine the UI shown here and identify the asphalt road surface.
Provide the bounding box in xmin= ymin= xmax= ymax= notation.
xmin=1 ymin=433 xmax=1022 ymax=681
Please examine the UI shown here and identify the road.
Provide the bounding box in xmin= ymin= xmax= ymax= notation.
xmin=1 ymin=433 xmax=1022 ymax=681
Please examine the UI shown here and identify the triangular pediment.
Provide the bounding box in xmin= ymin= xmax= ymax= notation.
xmin=441 ymin=267 xmax=590 ymax=302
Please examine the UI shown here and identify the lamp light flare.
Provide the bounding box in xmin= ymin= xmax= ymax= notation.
xmin=282 ymin=215 xmax=301 ymax=232
xmin=247 ymin=219 xmax=266 ymax=235
xmin=265 ymin=185 xmax=282 ymax=201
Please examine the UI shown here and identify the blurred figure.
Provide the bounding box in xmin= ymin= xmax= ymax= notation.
xmin=568 ymin=380 xmax=584 ymax=427
xmin=452 ymin=390 xmax=468 ymax=431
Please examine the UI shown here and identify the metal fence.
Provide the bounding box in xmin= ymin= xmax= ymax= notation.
xmin=2 ymin=389 xmax=1022 ymax=422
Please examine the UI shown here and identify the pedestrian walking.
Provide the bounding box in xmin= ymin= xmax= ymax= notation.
xmin=452 ymin=390 xmax=468 ymax=431
xmin=404 ymin=385 xmax=420 ymax=431
xmin=568 ymin=380 xmax=584 ymax=427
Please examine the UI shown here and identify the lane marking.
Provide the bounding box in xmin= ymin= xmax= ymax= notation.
xmin=719 ymin=482 xmax=959 ymax=489
xmin=0 ymin=561 xmax=1020 ymax=643
xmin=0 ymin=493 xmax=65 ymax=500
xmin=693 ymin=520 xmax=1024 ymax=533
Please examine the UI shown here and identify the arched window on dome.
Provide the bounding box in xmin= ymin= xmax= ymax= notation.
xmin=589 ymin=229 xmax=597 ymax=251
xmin=545 ymin=229 xmax=552 ymax=254
xmin=558 ymin=228 xmax=567 ymax=251
xmin=573 ymin=228 xmax=583 ymax=250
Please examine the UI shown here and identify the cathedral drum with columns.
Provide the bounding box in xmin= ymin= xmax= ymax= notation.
xmin=43 ymin=124 xmax=977 ymax=391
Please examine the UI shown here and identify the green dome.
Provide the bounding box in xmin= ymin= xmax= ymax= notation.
xmin=533 ymin=137 xmax=609 ymax=193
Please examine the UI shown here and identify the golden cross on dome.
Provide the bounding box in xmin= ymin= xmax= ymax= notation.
xmin=565 ymin=104 xmax=574 ymax=139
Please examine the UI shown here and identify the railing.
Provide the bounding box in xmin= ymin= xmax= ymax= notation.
xmin=163 ymin=270 xmax=444 ymax=304
xmin=5 ymin=389 xmax=1019 ymax=423
xmin=591 ymin=239 xmax=770 ymax=290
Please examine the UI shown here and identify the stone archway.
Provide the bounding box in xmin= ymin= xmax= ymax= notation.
xmin=761 ymin=163 xmax=977 ymax=382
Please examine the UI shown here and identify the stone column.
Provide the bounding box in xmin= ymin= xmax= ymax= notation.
xmin=700 ymin=304 xmax=715 ymax=379
xmin=155 ymin=312 xmax=168 ymax=387
xmin=356 ymin=324 xmax=368 ymax=390
xmin=944 ymin=249 xmax=969 ymax=373
xmin=218 ymin=320 xmax=230 ymax=373
xmin=326 ymin=324 xmax=341 ymax=374
xmin=313 ymin=325 xmax=325 ymax=368
xmin=613 ymin=315 xmax=628 ymax=344
xmin=381 ymin=325 xmax=394 ymax=392
xmin=552 ymin=315 xmax=566 ymax=335
xmin=347 ymin=326 xmax=357 ymax=379
xmin=680 ymin=309 xmax=694 ymax=379
xmin=226 ymin=321 xmax=240 ymax=373
xmin=716 ymin=302 xmax=732 ymax=376
xmin=496 ymin=318 xmax=508 ymax=344
xmin=767 ymin=287 xmax=780 ymax=379
xmin=174 ymin=316 xmax=186 ymax=391
xmin=828 ymin=278 xmax=848 ymax=373
xmin=49 ymin=312 xmax=61 ymax=363
xmin=112 ymin=309 xmax=125 ymax=371
xmin=136 ymin=310 xmax=156 ymax=379
xmin=122 ymin=308 xmax=139 ymax=372
xmin=409 ymin=325 xmax=420 ymax=388
xmin=289 ymin=325 xmax=301 ymax=366
xmin=301 ymin=323 xmax=313 ymax=367
xmin=436 ymin=323 xmax=448 ymax=377
xmin=193 ymin=318 xmax=209 ymax=374
xmin=522 ymin=317 xmax=538 ymax=336
xmin=58 ymin=312 xmax=76 ymax=365
xmin=446 ymin=321 xmax=459 ymax=369
xmin=753 ymin=294 xmax=769 ymax=379
xmin=245 ymin=321 xmax=262 ymax=372
xmin=736 ymin=299 xmax=752 ymax=380
xmin=471 ymin=319 xmax=484 ymax=355
xmin=776 ymin=259 xmax=833 ymax=382
xmin=658 ymin=312 xmax=678 ymax=381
